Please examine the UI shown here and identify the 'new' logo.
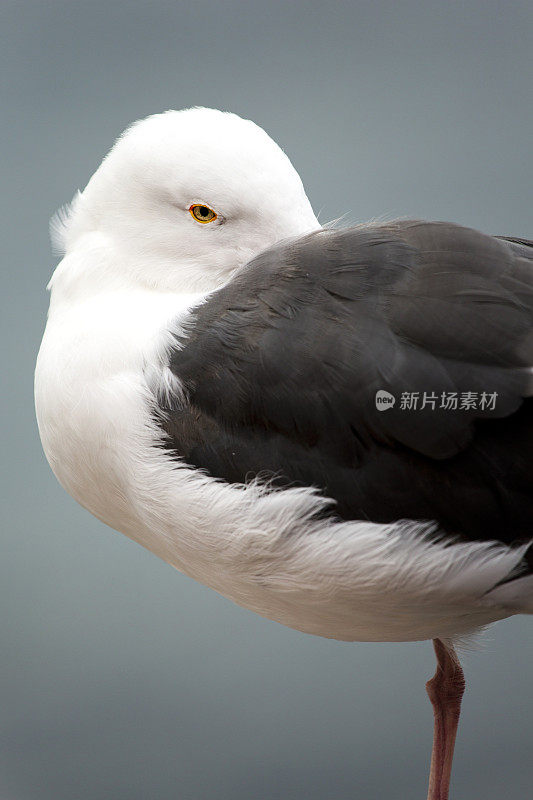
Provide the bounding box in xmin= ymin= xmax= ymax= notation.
xmin=375 ymin=390 xmax=396 ymax=410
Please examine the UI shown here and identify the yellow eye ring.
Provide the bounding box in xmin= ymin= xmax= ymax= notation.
xmin=189 ymin=203 xmax=218 ymax=224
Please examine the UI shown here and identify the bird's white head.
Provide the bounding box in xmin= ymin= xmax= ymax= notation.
xmin=50 ymin=107 xmax=319 ymax=298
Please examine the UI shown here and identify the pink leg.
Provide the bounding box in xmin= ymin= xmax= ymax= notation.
xmin=425 ymin=638 xmax=465 ymax=800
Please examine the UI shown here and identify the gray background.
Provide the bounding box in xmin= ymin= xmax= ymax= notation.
xmin=2 ymin=1 xmax=532 ymax=798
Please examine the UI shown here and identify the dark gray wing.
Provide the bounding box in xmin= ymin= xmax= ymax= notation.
xmin=159 ymin=221 xmax=533 ymax=543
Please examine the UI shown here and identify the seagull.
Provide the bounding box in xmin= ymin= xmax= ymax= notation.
xmin=35 ymin=107 xmax=533 ymax=800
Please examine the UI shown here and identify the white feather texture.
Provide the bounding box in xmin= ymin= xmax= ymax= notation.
xmin=35 ymin=108 xmax=532 ymax=643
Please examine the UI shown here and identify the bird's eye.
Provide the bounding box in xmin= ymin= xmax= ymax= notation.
xmin=189 ymin=204 xmax=218 ymax=224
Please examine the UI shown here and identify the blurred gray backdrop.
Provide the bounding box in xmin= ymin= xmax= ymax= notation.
xmin=2 ymin=1 xmax=532 ymax=798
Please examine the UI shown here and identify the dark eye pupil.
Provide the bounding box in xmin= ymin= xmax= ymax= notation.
xmin=199 ymin=206 xmax=209 ymax=217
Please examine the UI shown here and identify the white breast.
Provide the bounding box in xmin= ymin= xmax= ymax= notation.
xmin=35 ymin=285 xmax=199 ymax=527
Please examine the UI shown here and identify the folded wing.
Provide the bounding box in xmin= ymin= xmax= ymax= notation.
xmin=159 ymin=221 xmax=533 ymax=543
